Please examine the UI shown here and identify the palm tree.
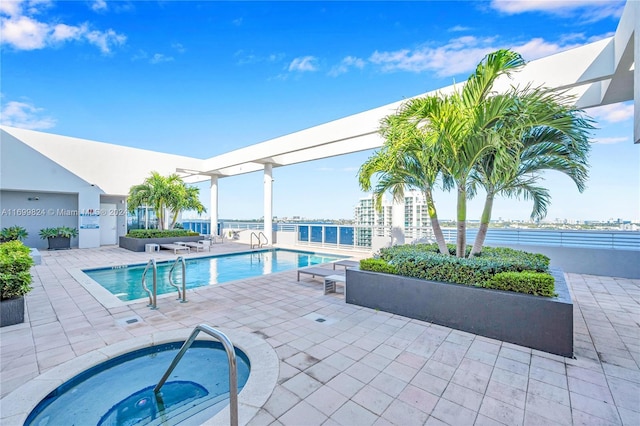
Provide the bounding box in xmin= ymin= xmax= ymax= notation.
xmin=359 ymin=100 xmax=453 ymax=254
xmin=468 ymin=96 xmax=592 ymax=256
xmin=167 ymin=185 xmax=206 ymax=229
xmin=361 ymin=49 xmax=593 ymax=258
xmin=127 ymin=172 xmax=205 ymax=230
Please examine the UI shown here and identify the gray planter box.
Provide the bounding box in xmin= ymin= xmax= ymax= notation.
xmin=1 ymin=296 xmax=25 ymax=327
xmin=346 ymin=268 xmax=573 ymax=357
xmin=119 ymin=236 xmax=203 ymax=252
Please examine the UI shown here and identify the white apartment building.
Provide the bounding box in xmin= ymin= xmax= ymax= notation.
xmin=354 ymin=190 xmax=434 ymax=247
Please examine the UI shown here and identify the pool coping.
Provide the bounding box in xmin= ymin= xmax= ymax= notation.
xmin=70 ymin=247 xmax=350 ymax=309
xmin=0 ymin=328 xmax=279 ymax=425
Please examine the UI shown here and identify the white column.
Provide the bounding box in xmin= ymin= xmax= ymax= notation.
xmin=635 ymin=2 xmax=639 ymax=144
xmin=210 ymin=175 xmax=219 ymax=236
xmin=263 ymin=163 xmax=273 ymax=245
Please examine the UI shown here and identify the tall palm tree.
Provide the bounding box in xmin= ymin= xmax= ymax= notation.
xmin=361 ymin=49 xmax=593 ymax=258
xmin=128 ymin=172 xmax=204 ymax=230
xmin=468 ymin=95 xmax=592 ymax=256
xmin=358 ymin=108 xmax=452 ymax=255
xmin=167 ymin=185 xmax=206 ymax=229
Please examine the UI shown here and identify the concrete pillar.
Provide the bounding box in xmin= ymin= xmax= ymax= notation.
xmin=210 ymin=175 xmax=219 ymax=236
xmin=263 ymin=163 xmax=273 ymax=245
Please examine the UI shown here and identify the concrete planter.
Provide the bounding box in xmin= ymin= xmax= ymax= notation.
xmin=46 ymin=236 xmax=71 ymax=250
xmin=119 ymin=236 xmax=203 ymax=252
xmin=346 ymin=268 xmax=573 ymax=357
xmin=1 ymin=296 xmax=25 ymax=327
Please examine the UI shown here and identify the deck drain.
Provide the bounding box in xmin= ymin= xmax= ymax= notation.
xmin=116 ymin=315 xmax=143 ymax=327
xmin=303 ymin=312 xmax=337 ymax=325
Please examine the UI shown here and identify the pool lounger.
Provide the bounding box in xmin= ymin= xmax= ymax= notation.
xmin=182 ymin=241 xmax=210 ymax=252
xmin=160 ymin=244 xmax=191 ymax=254
xmin=297 ymin=267 xmax=343 ymax=282
xmin=332 ymin=259 xmax=360 ymax=270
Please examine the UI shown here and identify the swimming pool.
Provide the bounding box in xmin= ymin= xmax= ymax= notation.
xmin=83 ymin=248 xmax=346 ymax=301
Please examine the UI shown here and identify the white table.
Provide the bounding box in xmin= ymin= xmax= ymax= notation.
xmin=324 ymin=274 xmax=346 ymax=295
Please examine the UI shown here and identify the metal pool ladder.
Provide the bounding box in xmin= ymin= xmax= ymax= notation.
xmin=168 ymin=256 xmax=187 ymax=303
xmin=250 ymin=231 xmax=268 ymax=249
xmin=141 ymin=259 xmax=158 ymax=309
xmin=154 ymin=324 xmax=239 ymax=426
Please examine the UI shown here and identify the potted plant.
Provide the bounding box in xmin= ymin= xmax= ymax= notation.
xmin=39 ymin=226 xmax=78 ymax=250
xmin=0 ymin=226 xmax=28 ymax=243
xmin=0 ymin=240 xmax=34 ymax=327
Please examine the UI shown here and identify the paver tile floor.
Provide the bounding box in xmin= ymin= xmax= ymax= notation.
xmin=1 ymin=245 xmax=638 ymax=425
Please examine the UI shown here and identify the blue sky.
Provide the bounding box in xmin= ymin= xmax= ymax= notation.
xmin=1 ymin=0 xmax=637 ymax=222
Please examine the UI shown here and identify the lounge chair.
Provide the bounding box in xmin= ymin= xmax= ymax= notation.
xmin=297 ymin=267 xmax=342 ymax=282
xmin=183 ymin=240 xmax=211 ymax=252
xmin=160 ymin=244 xmax=190 ymax=254
xmin=332 ymin=260 xmax=360 ymax=270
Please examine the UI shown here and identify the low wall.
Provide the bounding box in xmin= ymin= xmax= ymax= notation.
xmin=346 ymin=268 xmax=573 ymax=357
xmin=490 ymin=244 xmax=640 ymax=279
xmin=119 ymin=236 xmax=203 ymax=252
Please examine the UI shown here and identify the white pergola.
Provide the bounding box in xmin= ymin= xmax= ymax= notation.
xmin=177 ymin=1 xmax=638 ymax=243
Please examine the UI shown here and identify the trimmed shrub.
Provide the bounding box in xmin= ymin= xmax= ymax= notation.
xmin=359 ymin=258 xmax=399 ymax=275
xmin=485 ymin=271 xmax=555 ymax=297
xmin=360 ymin=243 xmax=555 ymax=297
xmin=0 ymin=240 xmax=34 ymax=300
xmin=126 ymin=229 xmax=199 ymax=238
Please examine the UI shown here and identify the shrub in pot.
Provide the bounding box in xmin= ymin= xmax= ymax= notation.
xmin=0 ymin=226 xmax=28 ymax=243
xmin=0 ymin=240 xmax=34 ymax=327
xmin=39 ymin=226 xmax=78 ymax=250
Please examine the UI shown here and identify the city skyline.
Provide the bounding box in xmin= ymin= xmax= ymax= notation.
xmin=1 ymin=0 xmax=637 ymax=222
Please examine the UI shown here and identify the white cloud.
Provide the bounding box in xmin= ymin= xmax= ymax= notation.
xmin=0 ymin=100 xmax=56 ymax=130
xmin=491 ymin=0 xmax=624 ymax=22
xmin=368 ymin=33 xmax=596 ymax=77
xmin=449 ymin=25 xmax=471 ymax=32
xmin=172 ymin=42 xmax=185 ymax=53
xmin=369 ymin=36 xmax=497 ymax=77
xmin=150 ymin=53 xmax=174 ymax=64
xmin=588 ymin=103 xmax=634 ymax=123
xmin=91 ymin=0 xmax=107 ymax=12
xmin=288 ymin=56 xmax=318 ymax=72
xmin=592 ymin=136 xmax=628 ymax=145
xmin=0 ymin=0 xmax=125 ymax=53
xmin=328 ymin=56 xmax=365 ymax=77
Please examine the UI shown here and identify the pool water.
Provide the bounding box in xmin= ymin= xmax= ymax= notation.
xmin=25 ymin=341 xmax=251 ymax=426
xmin=84 ymin=249 xmax=345 ymax=301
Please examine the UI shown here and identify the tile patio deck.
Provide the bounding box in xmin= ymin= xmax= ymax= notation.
xmin=1 ymin=245 xmax=638 ymax=425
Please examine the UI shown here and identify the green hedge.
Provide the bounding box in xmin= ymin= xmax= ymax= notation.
xmin=360 ymin=243 xmax=555 ymax=297
xmin=0 ymin=240 xmax=34 ymax=300
xmin=126 ymin=229 xmax=199 ymax=238
xmin=484 ymin=271 xmax=556 ymax=297
xmin=359 ymin=258 xmax=399 ymax=275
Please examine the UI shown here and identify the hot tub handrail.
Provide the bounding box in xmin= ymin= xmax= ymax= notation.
xmin=141 ymin=258 xmax=158 ymax=309
xmin=154 ymin=324 xmax=238 ymax=426
xmin=168 ymin=256 xmax=187 ymax=303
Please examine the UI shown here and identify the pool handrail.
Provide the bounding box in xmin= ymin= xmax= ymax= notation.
xmin=168 ymin=256 xmax=187 ymax=303
xmin=141 ymin=258 xmax=158 ymax=309
xmin=250 ymin=231 xmax=268 ymax=249
xmin=154 ymin=324 xmax=238 ymax=426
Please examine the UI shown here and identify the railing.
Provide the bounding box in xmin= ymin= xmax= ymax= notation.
xmin=168 ymin=256 xmax=187 ymax=303
xmin=141 ymin=259 xmax=158 ymax=309
xmin=219 ymin=221 xmax=639 ymax=251
xmin=154 ymin=324 xmax=238 ymax=426
xmin=250 ymin=231 xmax=268 ymax=249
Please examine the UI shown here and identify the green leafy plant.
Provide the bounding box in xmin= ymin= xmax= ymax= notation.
xmin=360 ymin=243 xmax=555 ymax=297
xmin=39 ymin=227 xmax=78 ymax=239
xmin=484 ymin=271 xmax=556 ymax=297
xmin=0 ymin=226 xmax=28 ymax=243
xmin=126 ymin=229 xmax=199 ymax=238
xmin=0 ymin=240 xmax=34 ymax=300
